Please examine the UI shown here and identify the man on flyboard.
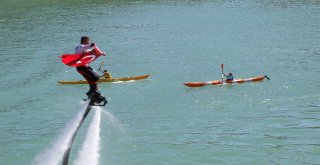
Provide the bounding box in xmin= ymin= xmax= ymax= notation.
xmin=75 ymin=36 xmax=106 ymax=102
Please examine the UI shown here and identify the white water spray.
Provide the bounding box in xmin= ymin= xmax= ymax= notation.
xmin=34 ymin=101 xmax=90 ymax=165
xmin=103 ymin=110 xmax=125 ymax=133
xmin=74 ymin=107 xmax=101 ymax=165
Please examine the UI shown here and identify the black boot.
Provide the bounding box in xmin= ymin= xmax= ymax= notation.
xmin=96 ymin=94 xmax=106 ymax=103
xmin=89 ymin=92 xmax=106 ymax=105
xmin=86 ymin=85 xmax=106 ymax=104
xmin=86 ymin=85 xmax=100 ymax=97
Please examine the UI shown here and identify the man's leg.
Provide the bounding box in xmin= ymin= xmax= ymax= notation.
xmin=76 ymin=66 xmax=100 ymax=95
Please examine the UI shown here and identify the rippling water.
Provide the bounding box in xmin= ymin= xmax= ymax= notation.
xmin=0 ymin=0 xmax=319 ymax=164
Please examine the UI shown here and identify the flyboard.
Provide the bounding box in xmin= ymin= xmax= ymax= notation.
xmin=59 ymin=45 xmax=107 ymax=165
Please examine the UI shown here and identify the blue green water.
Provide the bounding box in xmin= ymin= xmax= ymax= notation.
xmin=0 ymin=0 xmax=320 ymax=164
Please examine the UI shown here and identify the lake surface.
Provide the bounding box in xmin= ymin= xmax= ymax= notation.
xmin=0 ymin=0 xmax=319 ymax=164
